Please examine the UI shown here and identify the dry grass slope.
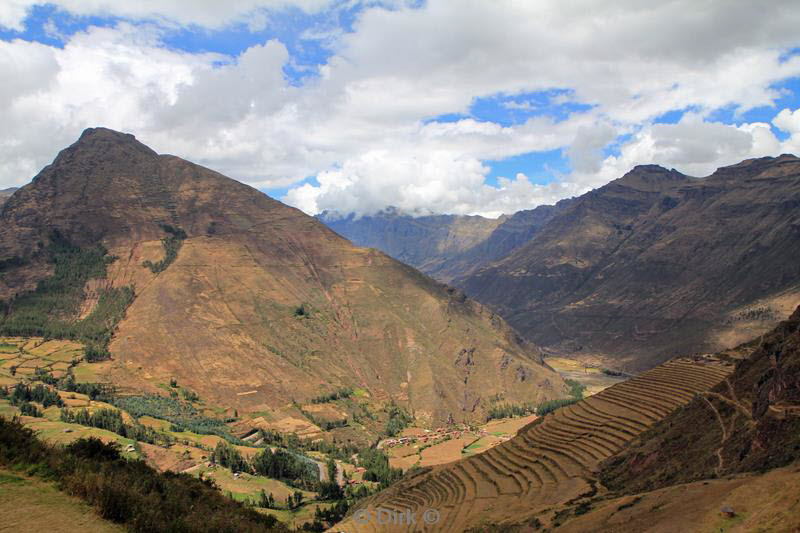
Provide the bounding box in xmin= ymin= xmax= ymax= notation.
xmin=334 ymin=355 xmax=734 ymax=532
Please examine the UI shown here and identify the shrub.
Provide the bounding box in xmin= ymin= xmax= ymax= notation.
xmin=18 ymin=401 xmax=43 ymax=417
xmin=142 ymin=225 xmax=186 ymax=274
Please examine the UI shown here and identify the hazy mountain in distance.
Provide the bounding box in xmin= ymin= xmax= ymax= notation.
xmin=319 ymin=203 xmax=560 ymax=282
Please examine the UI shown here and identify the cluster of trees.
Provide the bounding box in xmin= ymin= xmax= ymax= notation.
xmin=486 ymin=402 xmax=535 ymax=421
xmin=111 ymin=394 xmax=236 ymax=441
xmin=60 ymin=407 xmax=167 ymax=445
xmin=257 ymin=428 xmax=360 ymax=462
xmin=142 ymin=225 xmax=186 ymax=273
xmin=287 ymin=491 xmax=305 ymax=510
xmin=357 ymin=447 xmax=404 ymax=488
xmin=0 ymin=232 xmax=134 ymax=360
xmin=210 ymin=441 xmax=249 ymax=473
xmin=0 ymin=416 xmax=286 ymax=532
xmin=258 ymin=489 xmax=277 ymax=509
xmin=251 ymin=446 xmax=318 ymax=487
xmin=535 ymin=397 xmax=581 ymax=416
xmin=319 ymin=418 xmax=348 ymax=431
xmin=6 ymin=382 xmax=64 ymax=408
xmin=311 ymin=387 xmax=353 ymax=404
xmin=19 ymin=401 xmax=43 ymax=417
xmin=565 ymin=378 xmax=587 ymax=400
xmin=210 ymin=441 xmax=319 ymax=489
xmin=32 ymin=368 xmax=114 ymax=401
xmin=487 ymin=380 xmax=587 ymax=422
xmin=384 ymin=403 xmax=413 ymax=437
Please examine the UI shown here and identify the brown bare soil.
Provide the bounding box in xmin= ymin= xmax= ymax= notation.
xmin=418 ymin=437 xmax=476 ymax=468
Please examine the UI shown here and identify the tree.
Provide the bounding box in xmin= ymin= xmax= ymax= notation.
xmin=291 ymin=491 xmax=304 ymax=509
xmin=326 ymin=458 xmax=337 ymax=482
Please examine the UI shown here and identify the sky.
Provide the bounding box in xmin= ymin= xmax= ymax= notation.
xmin=2 ymin=1 xmax=800 ymax=218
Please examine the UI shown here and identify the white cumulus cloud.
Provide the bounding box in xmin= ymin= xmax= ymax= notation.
xmin=1 ymin=1 xmax=800 ymax=217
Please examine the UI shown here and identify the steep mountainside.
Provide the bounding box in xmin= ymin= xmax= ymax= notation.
xmin=460 ymin=157 xmax=800 ymax=369
xmin=0 ymin=187 xmax=17 ymax=206
xmin=0 ymin=128 xmax=566 ymax=427
xmin=600 ymin=305 xmax=800 ymax=493
xmin=320 ymin=204 xmax=558 ymax=282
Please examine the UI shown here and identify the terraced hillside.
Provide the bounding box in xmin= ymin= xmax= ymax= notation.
xmin=335 ymin=356 xmax=734 ymax=532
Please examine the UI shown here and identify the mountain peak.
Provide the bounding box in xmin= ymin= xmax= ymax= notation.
xmin=612 ymin=164 xmax=689 ymax=192
xmin=56 ymin=127 xmax=158 ymax=163
xmin=78 ymin=126 xmax=136 ymax=142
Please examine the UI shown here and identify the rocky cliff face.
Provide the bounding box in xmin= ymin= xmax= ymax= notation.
xmin=460 ymin=157 xmax=800 ymax=369
xmin=0 ymin=128 xmax=567 ymax=426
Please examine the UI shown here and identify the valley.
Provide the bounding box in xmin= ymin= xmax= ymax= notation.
xmin=0 ymin=129 xmax=798 ymax=533
xmin=325 ymin=158 xmax=800 ymax=372
xmin=3 ymin=4 xmax=800 ymax=532
xmin=0 ymin=334 xmax=574 ymax=531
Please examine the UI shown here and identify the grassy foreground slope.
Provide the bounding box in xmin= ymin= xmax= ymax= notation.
xmin=0 ymin=415 xmax=286 ymax=533
xmin=0 ymin=469 xmax=124 ymax=533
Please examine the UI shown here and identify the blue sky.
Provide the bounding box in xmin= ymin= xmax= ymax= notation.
xmin=2 ymin=1 xmax=800 ymax=217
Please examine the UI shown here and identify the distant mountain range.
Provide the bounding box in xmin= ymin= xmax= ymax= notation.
xmin=0 ymin=128 xmax=566 ymax=434
xmin=322 ymin=156 xmax=800 ymax=371
xmin=318 ymin=203 xmax=560 ymax=283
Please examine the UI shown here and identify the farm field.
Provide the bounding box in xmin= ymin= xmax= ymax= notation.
xmin=385 ymin=413 xmax=547 ymax=471
xmin=0 ymin=337 xmax=107 ymax=385
xmin=545 ymin=355 xmax=628 ymax=396
xmin=337 ymin=353 xmax=739 ymax=532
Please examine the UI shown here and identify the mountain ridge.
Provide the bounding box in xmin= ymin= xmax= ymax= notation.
xmin=460 ymin=154 xmax=800 ymax=369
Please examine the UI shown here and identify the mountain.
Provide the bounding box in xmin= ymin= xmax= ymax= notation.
xmin=335 ymin=310 xmax=800 ymax=532
xmin=319 ymin=203 xmax=558 ymax=282
xmin=0 ymin=128 xmax=567 ymax=432
xmin=0 ymin=187 xmax=17 ymax=206
xmin=600 ymin=304 xmax=800 ymax=492
xmin=459 ymin=157 xmax=800 ymax=370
